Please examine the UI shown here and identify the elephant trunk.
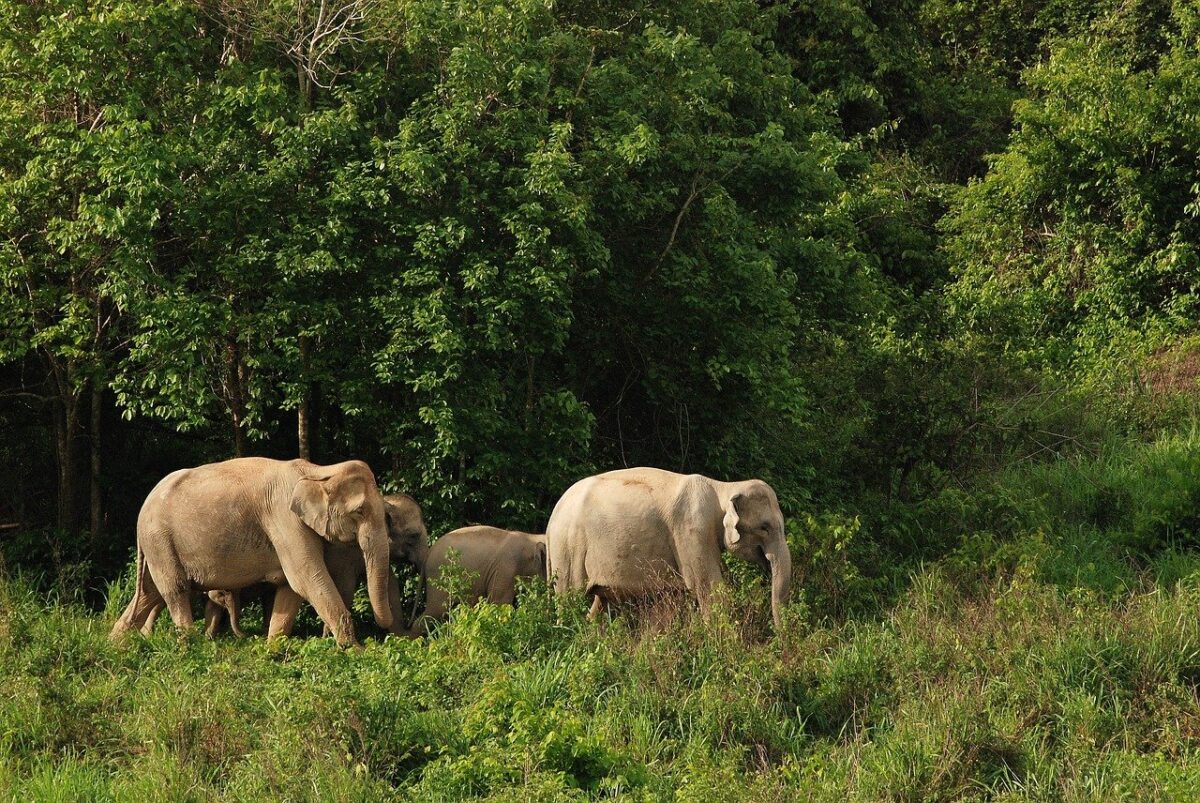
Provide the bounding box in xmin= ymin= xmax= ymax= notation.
xmin=408 ymin=568 xmax=427 ymax=632
xmin=407 ymin=532 xmax=429 ymax=630
xmin=360 ymin=525 xmax=394 ymax=630
xmin=766 ymin=538 xmax=792 ymax=631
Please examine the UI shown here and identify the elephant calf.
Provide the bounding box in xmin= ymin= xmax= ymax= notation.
xmin=204 ymin=589 xmax=244 ymax=638
xmin=202 ymin=584 xmax=276 ymax=638
xmin=408 ymin=526 xmax=546 ymax=635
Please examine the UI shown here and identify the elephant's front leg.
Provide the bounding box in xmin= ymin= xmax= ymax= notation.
xmin=320 ymin=554 xmax=360 ymax=638
xmin=277 ymin=539 xmax=359 ymax=647
xmin=675 ymin=526 xmax=727 ymax=618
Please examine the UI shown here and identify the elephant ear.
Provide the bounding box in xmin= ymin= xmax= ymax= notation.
xmin=290 ymin=476 xmax=334 ymax=539
xmin=384 ymin=501 xmax=408 ymax=538
xmin=533 ymin=540 xmax=548 ymax=578
xmin=722 ymin=492 xmax=743 ymax=545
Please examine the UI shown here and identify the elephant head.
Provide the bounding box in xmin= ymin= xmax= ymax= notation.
xmin=290 ymin=460 xmax=394 ymax=629
xmin=384 ymin=493 xmax=429 ymax=625
xmin=520 ymin=534 xmax=548 ymax=580
xmin=383 ymin=493 xmax=429 ymax=571
xmin=720 ymin=479 xmax=791 ymax=629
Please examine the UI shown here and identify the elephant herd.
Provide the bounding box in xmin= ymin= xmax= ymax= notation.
xmin=110 ymin=458 xmax=792 ymax=646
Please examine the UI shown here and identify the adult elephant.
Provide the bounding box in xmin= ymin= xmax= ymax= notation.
xmin=200 ymin=494 xmax=428 ymax=640
xmin=408 ymin=526 xmax=545 ymax=635
xmin=314 ymin=493 xmax=428 ymax=637
xmin=110 ymin=458 xmax=395 ymax=647
xmin=545 ymin=468 xmax=791 ymax=629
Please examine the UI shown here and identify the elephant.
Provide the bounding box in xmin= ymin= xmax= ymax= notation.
xmin=201 ymin=584 xmax=277 ymax=638
xmin=545 ymin=467 xmax=792 ymax=629
xmin=309 ymin=493 xmax=429 ymax=638
xmin=197 ymin=495 xmax=428 ymax=640
xmin=110 ymin=458 xmax=396 ymax=647
xmin=407 ymin=526 xmax=546 ymax=635
xmin=204 ymin=589 xmax=245 ymax=638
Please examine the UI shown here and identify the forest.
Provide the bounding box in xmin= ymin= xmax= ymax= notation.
xmin=3 ymin=0 xmax=1200 ymax=798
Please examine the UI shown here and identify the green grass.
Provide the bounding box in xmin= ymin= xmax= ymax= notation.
xmin=6 ymin=433 xmax=1200 ymax=800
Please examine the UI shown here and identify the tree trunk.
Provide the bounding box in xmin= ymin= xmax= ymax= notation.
xmin=225 ymin=333 xmax=249 ymax=457
xmin=89 ymin=376 xmax=103 ymax=544
xmin=53 ymin=383 xmax=86 ymax=534
xmin=298 ymin=334 xmax=312 ymax=460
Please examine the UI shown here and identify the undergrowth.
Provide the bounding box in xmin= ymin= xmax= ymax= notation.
xmin=5 ymin=433 xmax=1200 ymax=800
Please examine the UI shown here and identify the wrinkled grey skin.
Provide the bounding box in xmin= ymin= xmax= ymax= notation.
xmin=110 ymin=458 xmax=395 ymax=647
xmin=408 ymin=526 xmax=546 ymax=635
xmin=322 ymin=494 xmax=428 ymax=637
xmin=204 ymin=495 xmax=429 ymax=640
xmin=545 ymin=467 xmax=792 ymax=629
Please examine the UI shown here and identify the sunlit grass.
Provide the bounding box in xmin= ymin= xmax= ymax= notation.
xmin=6 ymin=434 xmax=1200 ymax=798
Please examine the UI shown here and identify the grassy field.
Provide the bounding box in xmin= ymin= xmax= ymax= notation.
xmin=6 ymin=436 xmax=1200 ymax=800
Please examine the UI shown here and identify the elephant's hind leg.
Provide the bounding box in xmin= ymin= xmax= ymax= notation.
xmin=140 ymin=601 xmax=164 ymax=635
xmin=111 ymin=553 xmax=165 ymax=638
xmin=114 ymin=589 xmax=163 ymax=637
xmin=145 ymin=556 xmax=195 ymax=633
xmin=587 ymin=590 xmax=612 ymax=634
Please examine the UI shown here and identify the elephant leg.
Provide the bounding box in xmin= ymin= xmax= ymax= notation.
xmin=123 ymin=587 xmax=165 ymax=634
xmin=692 ymin=581 xmax=714 ymax=618
xmin=588 ymin=593 xmax=607 ymax=619
xmin=111 ymin=552 xmax=165 ymax=638
xmin=322 ymin=558 xmax=359 ymax=638
xmin=146 ymin=559 xmax=194 ymax=634
xmin=267 ymin=586 xmax=303 ymax=638
xmin=677 ymin=538 xmax=725 ymax=619
xmin=299 ymin=577 xmax=359 ymax=648
xmin=487 ymin=575 xmax=517 ymax=606
xmin=140 ymin=602 xmax=164 ymax=635
xmin=587 ymin=592 xmax=610 ymax=635
xmin=276 ymin=540 xmax=359 ymax=647
xmin=404 ymin=613 xmax=429 ymax=638
xmin=407 ymin=583 xmax=447 ymax=636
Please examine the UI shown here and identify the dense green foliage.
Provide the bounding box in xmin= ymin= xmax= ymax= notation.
xmin=3 ymin=0 xmax=1193 ymax=555
xmin=5 ymin=0 xmax=1200 ymax=796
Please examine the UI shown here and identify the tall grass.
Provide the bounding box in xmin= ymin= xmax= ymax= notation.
xmin=4 ymin=433 xmax=1200 ymax=799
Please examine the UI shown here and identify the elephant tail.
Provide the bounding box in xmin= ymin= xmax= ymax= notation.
xmin=110 ymin=546 xmax=149 ymax=638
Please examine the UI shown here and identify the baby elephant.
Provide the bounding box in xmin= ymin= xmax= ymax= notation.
xmin=204 ymin=589 xmax=244 ymax=638
xmin=202 ymin=584 xmax=275 ymax=638
xmin=409 ymin=526 xmax=546 ymax=635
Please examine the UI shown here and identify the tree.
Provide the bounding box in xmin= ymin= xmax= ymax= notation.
xmin=946 ymin=3 xmax=1200 ymax=393
xmin=0 ymin=0 xmax=208 ymax=536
